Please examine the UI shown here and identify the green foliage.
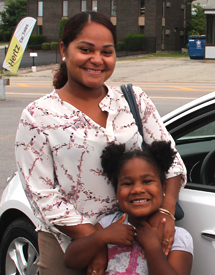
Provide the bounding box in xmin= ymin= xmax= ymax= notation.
xmin=187 ymin=4 xmax=206 ymax=36
xmin=59 ymin=18 xmax=69 ymax=40
xmin=124 ymin=34 xmax=144 ymax=51
xmin=50 ymin=42 xmax=59 ymax=51
xmin=116 ymin=41 xmax=125 ymax=51
xmin=42 ymin=43 xmax=50 ymax=50
xmin=28 ymin=34 xmax=45 ymax=45
xmin=0 ymin=0 xmax=27 ymax=41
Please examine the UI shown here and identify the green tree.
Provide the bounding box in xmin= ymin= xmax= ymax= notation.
xmin=0 ymin=0 xmax=27 ymax=41
xmin=187 ymin=3 xmax=206 ymax=36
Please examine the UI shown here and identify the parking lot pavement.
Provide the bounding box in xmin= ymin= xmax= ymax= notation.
xmin=12 ymin=56 xmax=215 ymax=84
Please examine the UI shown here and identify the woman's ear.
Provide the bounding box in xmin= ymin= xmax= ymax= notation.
xmin=60 ymin=41 xmax=66 ymax=58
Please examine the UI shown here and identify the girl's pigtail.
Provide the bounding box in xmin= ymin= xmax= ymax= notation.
xmin=101 ymin=142 xmax=125 ymax=182
xmin=147 ymin=141 xmax=176 ymax=173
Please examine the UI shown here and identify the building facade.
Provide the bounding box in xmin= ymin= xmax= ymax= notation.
xmin=27 ymin=0 xmax=192 ymax=52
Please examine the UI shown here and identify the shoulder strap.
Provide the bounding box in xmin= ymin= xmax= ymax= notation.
xmin=121 ymin=83 xmax=145 ymax=149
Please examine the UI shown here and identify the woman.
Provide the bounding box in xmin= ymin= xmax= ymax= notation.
xmin=15 ymin=11 xmax=186 ymax=275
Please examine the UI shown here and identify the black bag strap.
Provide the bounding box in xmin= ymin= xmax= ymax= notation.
xmin=121 ymin=83 xmax=145 ymax=149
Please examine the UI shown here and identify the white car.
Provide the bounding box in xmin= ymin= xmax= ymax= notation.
xmin=1 ymin=92 xmax=215 ymax=275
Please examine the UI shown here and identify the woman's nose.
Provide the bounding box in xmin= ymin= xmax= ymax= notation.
xmin=90 ymin=52 xmax=104 ymax=65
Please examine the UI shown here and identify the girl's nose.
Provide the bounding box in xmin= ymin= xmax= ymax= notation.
xmin=131 ymin=182 xmax=145 ymax=194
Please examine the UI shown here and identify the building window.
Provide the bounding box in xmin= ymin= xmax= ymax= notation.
xmin=111 ymin=0 xmax=116 ymax=16
xmin=139 ymin=26 xmax=144 ymax=35
xmin=38 ymin=25 xmax=43 ymax=35
xmin=140 ymin=0 xmax=145 ymax=16
xmin=38 ymin=1 xmax=43 ymax=17
xmin=63 ymin=1 xmax=68 ymax=17
xmin=92 ymin=1 xmax=97 ymax=12
xmin=81 ymin=0 xmax=87 ymax=12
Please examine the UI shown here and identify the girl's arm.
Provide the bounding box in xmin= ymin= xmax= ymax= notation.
xmin=136 ymin=220 xmax=193 ymax=275
xmin=64 ymin=214 xmax=135 ymax=270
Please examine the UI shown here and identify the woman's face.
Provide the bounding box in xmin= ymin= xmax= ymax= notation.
xmin=115 ymin=157 xmax=164 ymax=226
xmin=61 ymin=22 xmax=116 ymax=90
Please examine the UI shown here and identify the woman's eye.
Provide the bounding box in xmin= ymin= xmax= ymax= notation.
xmin=103 ymin=51 xmax=113 ymax=55
xmin=81 ymin=48 xmax=90 ymax=53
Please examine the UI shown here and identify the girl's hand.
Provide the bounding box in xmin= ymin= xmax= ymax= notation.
xmin=147 ymin=210 xmax=175 ymax=256
xmin=104 ymin=213 xmax=135 ymax=246
xmin=87 ymin=246 xmax=108 ymax=275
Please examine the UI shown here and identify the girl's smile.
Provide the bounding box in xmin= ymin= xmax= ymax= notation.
xmin=116 ymin=157 xmax=165 ymax=227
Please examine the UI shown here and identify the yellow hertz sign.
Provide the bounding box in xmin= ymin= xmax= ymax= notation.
xmin=2 ymin=17 xmax=36 ymax=74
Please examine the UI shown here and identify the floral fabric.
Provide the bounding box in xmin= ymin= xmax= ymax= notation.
xmin=15 ymin=86 xmax=186 ymax=252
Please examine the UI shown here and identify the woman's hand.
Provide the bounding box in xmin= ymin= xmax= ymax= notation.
xmin=87 ymin=246 xmax=108 ymax=275
xmin=147 ymin=210 xmax=175 ymax=256
xmin=135 ymin=218 xmax=166 ymax=253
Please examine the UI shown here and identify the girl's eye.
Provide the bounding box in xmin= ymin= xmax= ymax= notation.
xmin=122 ymin=182 xmax=133 ymax=186
xmin=142 ymin=180 xmax=152 ymax=184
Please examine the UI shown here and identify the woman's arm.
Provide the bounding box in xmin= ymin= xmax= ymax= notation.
xmin=148 ymin=175 xmax=181 ymax=255
xmin=136 ymin=220 xmax=193 ymax=275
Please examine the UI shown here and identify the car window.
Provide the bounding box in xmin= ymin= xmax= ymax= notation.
xmin=178 ymin=121 xmax=215 ymax=140
xmin=172 ymin=111 xmax=215 ymax=191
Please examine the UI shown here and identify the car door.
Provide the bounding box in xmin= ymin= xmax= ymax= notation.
xmin=165 ymin=99 xmax=215 ymax=275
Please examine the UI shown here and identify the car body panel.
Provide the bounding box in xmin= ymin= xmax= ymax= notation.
xmin=0 ymin=172 xmax=40 ymax=228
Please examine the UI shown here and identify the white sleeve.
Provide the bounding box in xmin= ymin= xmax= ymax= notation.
xmin=15 ymin=108 xmax=91 ymax=235
xmin=133 ymin=86 xmax=187 ymax=188
xmin=171 ymin=227 xmax=194 ymax=256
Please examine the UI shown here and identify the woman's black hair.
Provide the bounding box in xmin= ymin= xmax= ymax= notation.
xmin=53 ymin=11 xmax=117 ymax=89
xmin=101 ymin=141 xmax=176 ymax=191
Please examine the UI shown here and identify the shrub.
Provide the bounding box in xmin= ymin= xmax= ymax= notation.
xmin=42 ymin=43 xmax=50 ymax=50
xmin=116 ymin=41 xmax=125 ymax=51
xmin=124 ymin=34 xmax=144 ymax=51
xmin=28 ymin=34 xmax=45 ymax=45
xmin=59 ymin=18 xmax=69 ymax=39
xmin=50 ymin=42 xmax=59 ymax=51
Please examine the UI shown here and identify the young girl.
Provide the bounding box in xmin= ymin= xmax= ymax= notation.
xmin=64 ymin=141 xmax=193 ymax=275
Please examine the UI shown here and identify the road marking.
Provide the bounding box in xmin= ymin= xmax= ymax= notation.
xmin=6 ymin=92 xmax=47 ymax=96
xmin=0 ymin=134 xmax=15 ymax=140
xmin=168 ymin=86 xmax=197 ymax=91
xmin=5 ymin=92 xmax=197 ymax=100
xmin=17 ymin=84 xmax=30 ymax=87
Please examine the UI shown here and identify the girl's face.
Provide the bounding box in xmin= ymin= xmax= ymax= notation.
xmin=115 ymin=157 xmax=164 ymax=227
xmin=60 ymin=22 xmax=116 ymax=90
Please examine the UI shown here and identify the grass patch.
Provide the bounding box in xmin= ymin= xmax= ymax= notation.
xmin=149 ymin=51 xmax=189 ymax=58
xmin=0 ymin=69 xmax=18 ymax=77
xmin=0 ymin=41 xmax=8 ymax=46
xmin=117 ymin=51 xmax=189 ymax=61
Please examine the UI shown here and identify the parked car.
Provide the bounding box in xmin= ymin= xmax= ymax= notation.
xmin=1 ymin=92 xmax=215 ymax=275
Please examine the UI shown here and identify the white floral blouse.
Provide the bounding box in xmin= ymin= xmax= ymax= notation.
xmin=15 ymin=86 xmax=186 ymax=252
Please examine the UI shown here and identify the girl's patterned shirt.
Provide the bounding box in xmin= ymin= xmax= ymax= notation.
xmin=15 ymin=86 xmax=186 ymax=252
xmin=99 ymin=212 xmax=193 ymax=275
